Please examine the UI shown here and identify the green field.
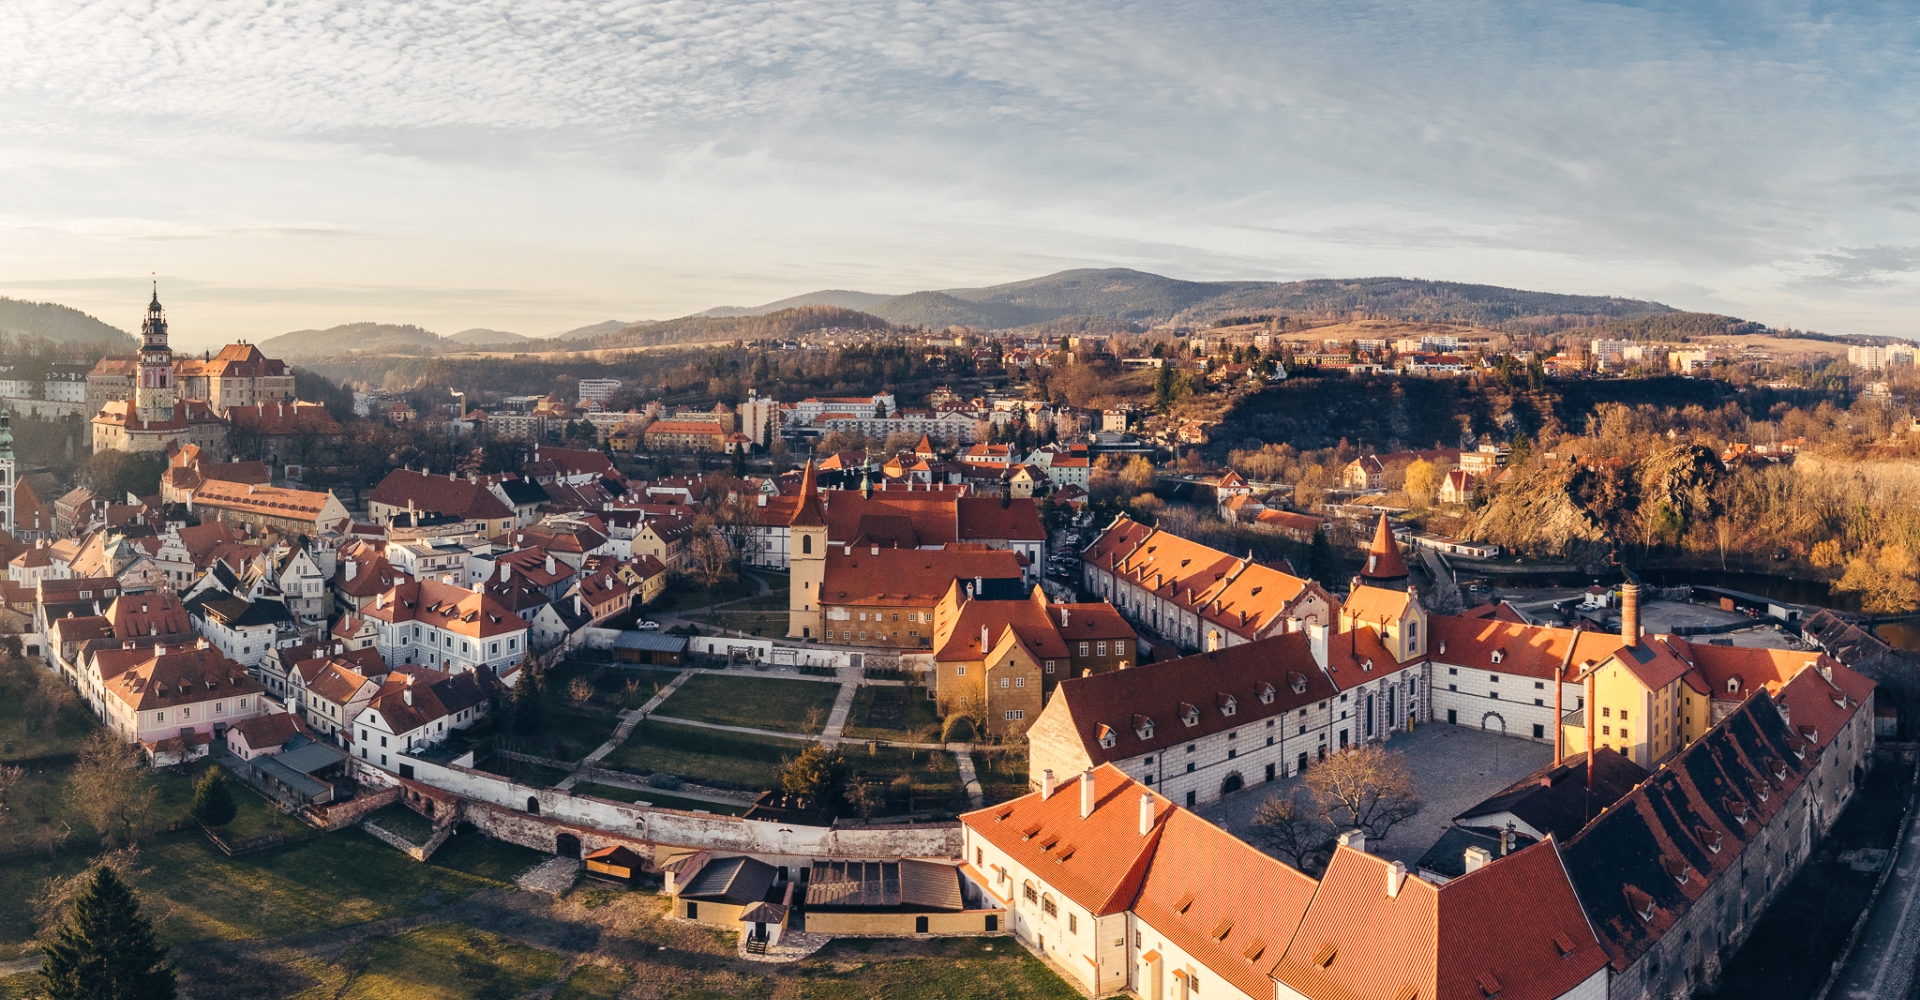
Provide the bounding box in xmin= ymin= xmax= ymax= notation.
xmin=552 ymin=963 xmax=632 ymax=1000
xmin=655 ymin=674 xmax=839 ymax=734
xmin=590 ymin=666 xmax=682 ymax=709
xmin=334 ymin=923 xmax=564 ymax=1000
xmin=472 ymin=755 xmax=573 ymax=788
xmin=841 ymin=684 xmax=942 ymax=742
xmin=572 ymin=782 xmax=749 ymax=817
xmin=598 ymin=721 xmax=804 ymax=790
xmin=844 ymin=744 xmax=965 ymax=816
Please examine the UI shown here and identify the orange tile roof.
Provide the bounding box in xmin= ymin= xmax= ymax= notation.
xmin=369 ymin=469 xmax=514 ymax=522
xmin=1084 ymin=516 xmax=1321 ymax=640
xmin=1046 ymin=633 xmax=1337 ymax=766
xmin=1131 ymin=809 xmax=1318 ymax=998
xmin=821 ymin=546 xmax=1026 ymax=607
xmin=960 ymin=764 xmax=1171 ymax=915
xmin=1360 ymin=514 xmax=1409 ymax=579
xmin=104 ymin=645 xmax=264 ymax=713
xmin=361 ymin=578 xmax=529 ymax=639
xmin=194 ymin=479 xmax=338 ymax=520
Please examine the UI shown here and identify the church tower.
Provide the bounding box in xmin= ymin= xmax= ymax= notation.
xmin=787 ymin=460 xmax=829 ymax=639
xmin=0 ymin=408 xmax=14 ymax=538
xmin=135 ymin=287 xmax=175 ymax=422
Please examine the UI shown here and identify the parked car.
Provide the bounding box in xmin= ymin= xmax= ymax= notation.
xmin=636 ymin=620 xmax=661 ymax=631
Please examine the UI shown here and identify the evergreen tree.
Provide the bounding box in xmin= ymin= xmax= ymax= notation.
xmin=509 ymin=654 xmax=544 ymax=735
xmin=40 ymin=866 xmax=175 ymax=1000
xmin=187 ymin=769 xmax=235 ymax=828
xmin=1308 ymin=528 xmax=1335 ymax=585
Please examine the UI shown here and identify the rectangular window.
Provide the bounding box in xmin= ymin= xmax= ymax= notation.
xmin=1079 ymin=642 xmax=1089 ymax=656
xmin=956 ymin=666 xmax=965 ymax=676
xmin=1001 ymin=678 xmax=1010 ymax=688
xmin=1621 ymin=710 xmax=1629 ymax=720
xmin=1602 ymin=707 xmax=1611 ymax=717
xmin=1045 ymin=661 xmax=1055 ymax=673
xmin=1602 ymin=725 xmax=1611 ymax=736
xmin=1096 ymin=642 xmax=1107 ymax=656
xmin=1622 ymin=729 xmax=1630 ymax=740
xmin=1015 ymin=677 xmax=1025 ymax=687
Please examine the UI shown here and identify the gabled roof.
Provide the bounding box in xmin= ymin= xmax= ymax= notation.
xmin=360 ymin=578 xmax=528 ymax=638
xmin=1131 ymin=809 xmax=1318 ymax=998
xmin=1046 ymin=633 xmax=1337 ymax=766
xmin=1561 ymin=691 xmax=1824 ymax=971
xmin=1274 ymin=840 xmax=1607 ymax=1000
xmin=955 ymin=496 xmax=1045 ymax=542
xmin=105 ymin=592 xmax=192 ymax=639
xmin=229 ymin=712 xmax=306 ymax=751
xmin=680 ymin=855 xmax=779 ymax=905
xmin=1083 ymin=516 xmax=1319 ymax=640
xmin=1341 ymin=585 xmax=1415 ymax=628
xmin=103 ymin=645 xmax=264 ymax=712
xmin=960 ymin=764 xmax=1171 ymax=916
xmin=368 ymin=469 xmax=514 ymax=522
xmin=821 ymin=546 xmax=1027 ymax=607
xmin=933 ymin=593 xmax=1070 ymax=662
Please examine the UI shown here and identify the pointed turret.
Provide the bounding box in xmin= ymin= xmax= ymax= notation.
xmin=1359 ymin=513 xmax=1409 ymax=584
xmin=789 ymin=459 xmax=826 ymax=528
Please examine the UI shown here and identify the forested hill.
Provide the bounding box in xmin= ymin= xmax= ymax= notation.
xmin=0 ymin=297 xmax=136 ymax=350
xmin=697 ymin=269 xmax=1680 ymax=331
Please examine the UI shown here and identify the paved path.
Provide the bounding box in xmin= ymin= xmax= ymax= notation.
xmin=555 ymin=668 xmax=693 ymax=791
xmin=820 ymin=674 xmax=859 ymax=742
xmin=954 ymin=752 xmax=985 ymax=809
xmin=1833 ymin=762 xmax=1920 ymax=1000
xmin=566 ymin=769 xmax=755 ymax=807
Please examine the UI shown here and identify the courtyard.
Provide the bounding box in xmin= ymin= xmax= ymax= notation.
xmin=1198 ymin=721 xmax=1555 ymax=866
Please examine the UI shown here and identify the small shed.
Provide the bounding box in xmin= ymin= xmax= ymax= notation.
xmin=584 ymin=844 xmax=646 ymax=884
xmin=614 ymin=631 xmax=690 ymax=666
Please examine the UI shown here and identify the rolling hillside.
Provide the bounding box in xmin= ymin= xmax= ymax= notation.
xmin=0 ymin=297 xmax=136 ymax=350
xmin=445 ymin=328 xmax=535 ymax=345
xmin=697 ymin=269 xmax=1681 ymax=331
xmin=699 ymin=290 xmax=890 ymax=318
xmin=256 ymin=322 xmax=442 ymax=357
xmin=568 ymin=305 xmax=890 ymax=350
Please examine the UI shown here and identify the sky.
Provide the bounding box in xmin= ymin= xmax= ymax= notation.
xmin=2 ymin=0 xmax=1918 ymax=349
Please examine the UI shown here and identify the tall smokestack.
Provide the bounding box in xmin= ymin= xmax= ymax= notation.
xmin=1620 ymin=582 xmax=1641 ymax=642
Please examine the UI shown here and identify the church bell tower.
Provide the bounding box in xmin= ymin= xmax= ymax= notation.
xmin=0 ymin=408 xmax=14 ymax=538
xmin=135 ymin=286 xmax=175 ymax=422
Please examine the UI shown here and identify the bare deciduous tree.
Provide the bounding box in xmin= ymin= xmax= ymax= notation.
xmin=1304 ymin=744 xmax=1423 ymax=845
xmin=69 ymin=730 xmax=148 ymax=845
xmin=1248 ymin=791 xmax=1334 ymax=873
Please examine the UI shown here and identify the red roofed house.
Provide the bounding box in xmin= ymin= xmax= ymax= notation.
xmin=225 ymin=711 xmax=309 ymax=760
xmin=350 ymin=666 xmax=493 ymax=772
xmin=360 ymin=578 xmax=531 ymax=679
xmin=98 ymin=641 xmax=268 ymax=763
xmin=962 ymin=766 xmax=1174 ymax=995
xmin=1272 ymin=838 xmax=1609 ymax=1000
xmin=367 ymin=468 xmax=516 ymax=538
xmin=1080 ymin=515 xmax=1337 ymax=653
xmin=1027 ymin=631 xmax=1343 ymax=809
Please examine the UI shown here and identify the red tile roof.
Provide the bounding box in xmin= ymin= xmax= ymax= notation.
xmin=361 ymin=578 xmax=529 ymax=639
xmin=1132 ymin=809 xmax=1319 ymax=998
xmin=369 ymin=469 xmax=514 ymax=522
xmin=1360 ymin=514 xmax=1410 ymax=579
xmin=960 ymin=764 xmax=1171 ymax=915
xmin=1045 ymin=633 xmax=1337 ymax=767
xmin=103 ymin=645 xmax=264 ymax=713
xmin=821 ymin=546 xmax=1027 ymax=607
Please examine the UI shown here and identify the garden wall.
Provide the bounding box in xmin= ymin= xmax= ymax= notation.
xmin=372 ymin=753 xmax=960 ymax=863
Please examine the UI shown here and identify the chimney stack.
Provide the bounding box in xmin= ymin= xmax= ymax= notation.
xmin=500 ymin=563 xmax=511 ymax=583
xmin=1620 ymin=582 xmax=1641 ymax=642
xmin=981 ymin=625 xmax=991 ymax=651
xmin=1080 ymin=768 xmax=1095 ymax=819
xmin=1337 ymin=828 xmax=1367 ymax=855
xmin=1307 ymin=621 xmax=1330 ymax=670
xmin=1386 ymin=860 xmax=1408 ymax=899
xmin=1139 ymin=792 xmax=1155 ymax=835
xmin=1463 ymin=846 xmax=1491 ymax=874
xmin=1042 ymin=769 xmax=1057 ymax=798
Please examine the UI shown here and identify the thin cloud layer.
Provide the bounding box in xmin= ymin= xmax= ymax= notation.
xmin=1 ymin=0 xmax=1917 ymax=341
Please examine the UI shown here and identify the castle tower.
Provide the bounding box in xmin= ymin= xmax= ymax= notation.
xmin=135 ymin=287 xmax=175 ymax=422
xmin=788 ymin=460 xmax=829 ymax=639
xmin=0 ymin=408 xmax=13 ymax=537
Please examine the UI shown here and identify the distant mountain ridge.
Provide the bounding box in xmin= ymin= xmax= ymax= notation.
xmin=0 ymin=297 xmax=137 ymax=350
xmin=691 ymin=269 xmax=1680 ymax=332
xmin=446 ymin=328 xmax=533 ymax=345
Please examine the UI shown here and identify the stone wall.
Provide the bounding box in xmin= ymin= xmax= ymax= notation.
xmin=372 ymin=754 xmax=960 ymax=864
xmin=304 ymin=786 xmax=402 ymax=831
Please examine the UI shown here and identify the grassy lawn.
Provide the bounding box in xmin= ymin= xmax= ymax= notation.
xmin=526 ymin=706 xmax=621 ymax=762
xmin=794 ymin=937 xmax=1083 ymax=999
xmin=552 ymin=963 xmax=632 ymax=1000
xmin=655 ymin=674 xmax=838 ymax=734
xmin=571 ymin=782 xmax=749 ymax=817
xmin=640 ymin=576 xmax=759 ymax=615
xmin=590 ymin=667 xmax=682 ymax=710
xmin=363 ymin=804 xmax=436 ymax=845
xmin=973 ymin=748 xmax=1034 ymax=806
xmin=599 ymin=721 xmax=804 ymax=791
xmin=0 ymin=825 xmax=546 ymax=957
xmin=689 ymin=608 xmax=789 ymax=637
xmin=840 ymin=684 xmax=941 ymax=742
xmin=334 ymin=923 xmax=563 ymax=1000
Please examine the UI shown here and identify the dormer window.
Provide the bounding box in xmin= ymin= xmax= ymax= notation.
xmin=1698 ymin=827 xmax=1722 ymax=854
xmin=1258 ymin=683 xmax=1275 ymax=705
xmin=1362 ymin=659 xmax=1374 ymax=672
xmin=1180 ymin=703 xmax=1200 ymax=727
xmin=1290 ymin=672 xmax=1308 ymax=694
xmin=1097 ymin=725 xmax=1117 ymax=750
xmin=1750 ymin=779 xmax=1770 ymax=802
xmin=1726 ymin=798 xmax=1750 ymax=824
xmin=1134 ymin=715 xmax=1155 ymax=740
xmin=1626 ymin=886 xmax=1655 ymax=922
xmin=1726 ymin=677 xmax=1740 ymax=694
xmin=1769 ymin=759 xmax=1788 ymax=781
xmin=1219 ymin=695 xmax=1238 ymax=717
xmin=1490 ymin=649 xmax=1505 ymax=665
xmin=1663 ymin=857 xmax=1691 ymax=885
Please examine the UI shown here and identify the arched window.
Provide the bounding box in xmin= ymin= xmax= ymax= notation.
xmin=1041 ymin=894 xmax=1059 ymax=919
xmin=802 ymin=535 xmax=812 ymax=555
xmin=1407 ymin=620 xmax=1418 ymax=645
xmin=1023 ymin=881 xmax=1038 ymax=904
